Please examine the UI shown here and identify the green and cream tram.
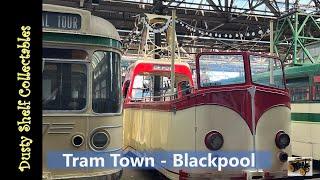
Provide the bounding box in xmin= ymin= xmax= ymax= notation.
xmin=42 ymin=4 xmax=123 ymax=179
xmin=285 ymin=64 xmax=320 ymax=168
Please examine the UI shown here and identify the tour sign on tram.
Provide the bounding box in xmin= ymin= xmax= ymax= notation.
xmin=42 ymin=11 xmax=81 ymax=30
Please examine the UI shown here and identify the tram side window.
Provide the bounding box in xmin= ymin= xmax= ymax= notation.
xmin=131 ymin=75 xmax=152 ymax=101
xmin=199 ymin=55 xmax=245 ymax=87
xmin=161 ymin=76 xmax=172 ymax=99
xmin=92 ymin=51 xmax=121 ymax=113
xmin=43 ymin=63 xmax=87 ymax=110
xmin=250 ymin=56 xmax=285 ymax=89
xmin=131 ymin=75 xmax=175 ymax=101
xmin=179 ymin=80 xmax=191 ymax=96
xmin=286 ymin=77 xmax=310 ymax=102
xmin=192 ymin=69 xmax=198 ymax=89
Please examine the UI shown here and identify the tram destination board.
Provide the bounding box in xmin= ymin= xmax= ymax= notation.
xmin=42 ymin=11 xmax=81 ymax=30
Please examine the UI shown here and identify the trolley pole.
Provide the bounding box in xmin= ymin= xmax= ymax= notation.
xmin=270 ymin=20 xmax=274 ymax=56
xmin=270 ymin=20 xmax=274 ymax=84
xmin=170 ymin=10 xmax=176 ymax=96
xmin=152 ymin=0 xmax=164 ymax=101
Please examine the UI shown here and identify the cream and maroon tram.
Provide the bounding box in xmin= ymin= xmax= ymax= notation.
xmin=123 ymin=52 xmax=291 ymax=179
xmin=42 ymin=4 xmax=123 ymax=179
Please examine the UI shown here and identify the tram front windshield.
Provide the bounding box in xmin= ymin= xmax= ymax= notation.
xmin=42 ymin=48 xmax=88 ymax=110
xmin=91 ymin=51 xmax=121 ymax=113
xmin=250 ymin=55 xmax=285 ymax=89
xmin=199 ymin=54 xmax=245 ymax=87
xmin=42 ymin=48 xmax=121 ymax=113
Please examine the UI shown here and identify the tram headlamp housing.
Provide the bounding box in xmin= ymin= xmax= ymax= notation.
xmin=205 ymin=131 xmax=224 ymax=151
xmin=90 ymin=130 xmax=110 ymax=150
xmin=72 ymin=134 xmax=84 ymax=147
xmin=275 ymin=131 xmax=290 ymax=149
xmin=278 ymin=151 xmax=288 ymax=162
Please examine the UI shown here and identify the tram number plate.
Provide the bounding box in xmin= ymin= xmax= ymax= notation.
xmin=42 ymin=11 xmax=81 ymax=30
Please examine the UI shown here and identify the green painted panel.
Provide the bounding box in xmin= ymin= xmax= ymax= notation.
xmin=285 ymin=64 xmax=320 ymax=79
xmin=43 ymin=32 xmax=122 ymax=49
xmin=291 ymin=113 xmax=320 ymax=122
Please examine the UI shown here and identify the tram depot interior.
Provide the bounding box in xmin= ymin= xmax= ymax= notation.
xmin=42 ymin=0 xmax=319 ymax=179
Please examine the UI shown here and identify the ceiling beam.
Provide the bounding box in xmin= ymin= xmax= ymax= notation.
xmin=206 ymin=0 xmax=223 ymax=12
xmin=314 ymin=0 xmax=320 ymax=8
xmin=264 ymin=0 xmax=281 ymax=16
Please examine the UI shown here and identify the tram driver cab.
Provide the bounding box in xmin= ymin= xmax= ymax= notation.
xmin=122 ymin=60 xmax=194 ymax=102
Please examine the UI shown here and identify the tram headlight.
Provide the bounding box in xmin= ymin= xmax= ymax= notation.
xmin=204 ymin=131 xmax=224 ymax=151
xmin=90 ymin=130 xmax=110 ymax=150
xmin=275 ymin=131 xmax=290 ymax=149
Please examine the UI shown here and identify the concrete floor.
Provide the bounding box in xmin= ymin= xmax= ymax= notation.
xmin=121 ymin=169 xmax=166 ymax=180
xmin=120 ymin=169 xmax=320 ymax=180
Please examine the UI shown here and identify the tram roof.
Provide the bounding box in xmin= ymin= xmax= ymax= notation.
xmin=127 ymin=60 xmax=193 ymax=83
xmin=43 ymin=4 xmax=120 ymax=41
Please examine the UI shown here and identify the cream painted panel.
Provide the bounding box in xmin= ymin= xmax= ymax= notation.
xmin=291 ymin=122 xmax=311 ymax=143
xmin=291 ymin=103 xmax=320 ymax=113
xmin=137 ymin=109 xmax=148 ymax=150
xmin=43 ymin=117 xmax=88 ymax=177
xmin=123 ymin=109 xmax=131 ymax=147
xmin=141 ymin=109 xmax=152 ymax=150
xmin=163 ymin=108 xmax=195 ymax=176
xmin=312 ymin=143 xmax=320 ymax=160
xmin=159 ymin=112 xmax=171 ymax=150
xmin=256 ymin=106 xmax=291 ymax=171
xmin=168 ymin=108 xmax=196 ymax=151
xmin=292 ymin=141 xmax=312 ymax=157
xmin=310 ymin=123 xmax=320 ymax=144
xmin=124 ymin=109 xmax=133 ymax=147
xmin=309 ymin=103 xmax=320 ymax=113
xmin=125 ymin=109 xmax=144 ymax=149
xmin=125 ymin=109 xmax=136 ymax=148
xmin=43 ymin=115 xmax=123 ymax=179
xmin=130 ymin=109 xmax=141 ymax=148
xmin=195 ymin=105 xmax=252 ymax=151
xmin=124 ymin=108 xmax=194 ymax=152
xmin=191 ymin=105 xmax=253 ymax=175
xmin=150 ymin=110 xmax=171 ymax=150
xmin=150 ymin=110 xmax=161 ymax=150
xmin=43 ymin=117 xmax=87 ymax=152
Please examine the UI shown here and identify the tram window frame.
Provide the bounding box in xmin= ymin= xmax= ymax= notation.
xmin=249 ymin=55 xmax=285 ymax=89
xmin=91 ymin=50 xmax=121 ymax=114
xmin=198 ymin=54 xmax=246 ymax=88
xmin=42 ymin=48 xmax=89 ymax=112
